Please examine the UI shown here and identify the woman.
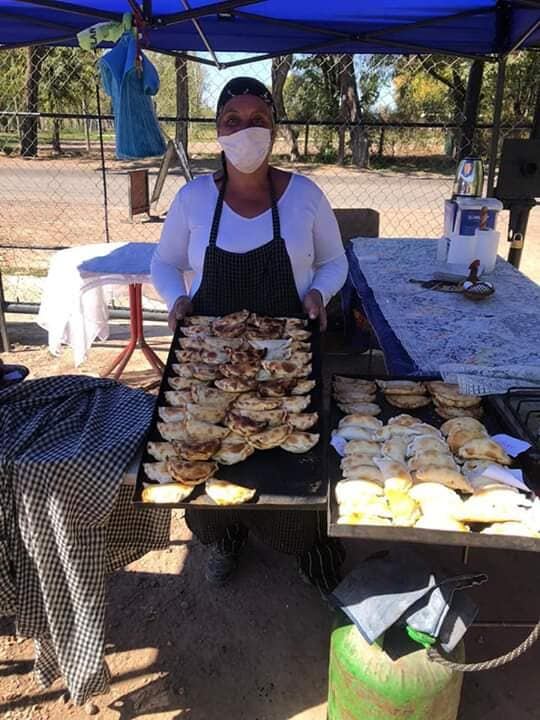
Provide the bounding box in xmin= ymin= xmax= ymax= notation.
xmin=151 ymin=77 xmax=348 ymax=593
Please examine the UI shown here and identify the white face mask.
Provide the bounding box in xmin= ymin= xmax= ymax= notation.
xmin=217 ymin=127 xmax=272 ymax=174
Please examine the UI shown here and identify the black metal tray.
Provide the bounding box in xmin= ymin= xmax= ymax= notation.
xmin=327 ymin=374 xmax=540 ymax=553
xmin=134 ymin=317 xmax=327 ymax=510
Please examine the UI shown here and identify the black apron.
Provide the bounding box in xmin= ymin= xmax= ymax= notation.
xmin=191 ymin=174 xmax=303 ymax=317
xmin=186 ymin=174 xmax=316 ymax=555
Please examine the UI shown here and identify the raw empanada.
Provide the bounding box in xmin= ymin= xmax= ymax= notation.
xmin=173 ymin=439 xmax=221 ymax=462
xmin=447 ymin=427 xmax=488 ymax=454
xmin=144 ymin=461 xmax=172 ymax=483
xmin=339 ymin=414 xmax=383 ymax=431
xmin=167 ymin=382 xmax=195 ymax=400
xmin=167 ymin=459 xmax=217 ymax=485
xmin=213 ymin=442 xmax=255 ymax=465
xmin=215 ymin=377 xmax=258 ymax=393
xmin=205 ymin=478 xmax=256 ymax=505
xmin=234 ymin=394 xmax=282 ymax=411
xmin=281 ymin=395 xmax=311 ymax=413
xmin=142 ymin=482 xmax=194 ymax=504
xmin=291 ymin=379 xmax=316 ymax=395
xmin=185 ymin=419 xmax=230 ymax=441
xmin=185 ymin=403 xmax=226 ymax=424
xmin=415 ymin=515 xmax=469 ymax=532
xmin=377 ymin=379 xmax=427 ymax=395
xmin=157 ymin=422 xmax=191 ymax=442
xmin=413 ymin=465 xmax=474 ymax=493
xmin=373 ymin=457 xmax=412 ymax=491
xmin=440 ymin=417 xmax=487 ymax=437
xmin=191 ymin=384 xmax=236 ymax=408
xmin=457 ymin=438 xmax=511 ymax=465
xmin=147 ymin=441 xmax=178 ymax=461
xmin=336 ymin=478 xmax=384 ymax=502
xmin=385 ymin=394 xmax=431 ymax=409
xmin=288 ymin=412 xmax=318 ymax=430
xmin=280 ymin=431 xmax=319 ymax=453
xmin=158 ymin=406 xmax=187 ymax=423
xmin=248 ymin=425 xmax=291 ymax=450
xmin=226 ymin=410 xmax=268 ymax=436
xmin=343 ymin=439 xmax=381 ymax=457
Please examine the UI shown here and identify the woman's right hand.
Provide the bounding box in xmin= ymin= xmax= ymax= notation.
xmin=168 ymin=295 xmax=193 ymax=332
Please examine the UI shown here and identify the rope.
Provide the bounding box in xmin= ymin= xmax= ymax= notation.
xmin=428 ymin=618 xmax=540 ymax=672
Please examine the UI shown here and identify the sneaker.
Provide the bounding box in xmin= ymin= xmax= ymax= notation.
xmin=205 ymin=543 xmax=239 ymax=586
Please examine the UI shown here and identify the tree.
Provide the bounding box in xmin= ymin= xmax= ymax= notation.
xmin=175 ymin=54 xmax=189 ymax=153
xmin=337 ymin=55 xmax=368 ymax=167
xmin=20 ymin=47 xmax=46 ymax=157
xmin=271 ymin=55 xmax=299 ymax=161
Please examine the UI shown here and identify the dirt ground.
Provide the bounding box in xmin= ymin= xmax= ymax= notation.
xmin=2 ymin=316 xmax=540 ymax=720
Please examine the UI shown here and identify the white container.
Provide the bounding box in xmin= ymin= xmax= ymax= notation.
xmin=453 ymin=197 xmax=503 ymax=236
xmin=446 ymin=232 xmax=478 ymax=266
xmin=437 ymin=236 xmax=450 ymax=262
xmin=474 ymin=228 xmax=499 ymax=274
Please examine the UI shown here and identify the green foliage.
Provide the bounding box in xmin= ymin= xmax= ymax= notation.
xmin=149 ymin=52 xmax=212 ymax=119
xmin=39 ymin=48 xmax=99 ymax=114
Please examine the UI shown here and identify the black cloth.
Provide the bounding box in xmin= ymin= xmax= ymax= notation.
xmin=0 ymin=376 xmax=170 ymax=704
xmin=216 ymin=76 xmax=276 ymax=120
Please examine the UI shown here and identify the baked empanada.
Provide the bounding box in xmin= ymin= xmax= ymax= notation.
xmin=184 ymin=315 xmax=215 ymax=325
xmin=227 ymin=349 xmax=265 ymax=365
xmin=337 ymin=513 xmax=392 ymax=527
xmin=248 ymin=425 xmax=291 ymax=450
xmin=385 ymin=488 xmax=420 ymax=526
xmin=181 ymin=325 xmax=209 ymax=337
xmin=173 ymin=439 xmax=221 ymax=462
xmin=226 ymin=410 xmax=268 ymax=436
xmin=185 ymin=419 xmax=230 ymax=441
xmin=409 ymin=482 xmax=464 ymax=512
xmin=408 ymin=452 xmax=456 ymax=472
xmin=280 ymin=431 xmax=319 ymax=453
xmin=406 ymin=436 xmax=449 ymax=457
xmin=373 ymin=457 xmax=412 ymax=491
xmin=212 ymin=320 xmax=247 ymax=338
xmin=215 ymin=377 xmax=258 ymax=393
xmin=157 ymin=422 xmax=191 ymax=442
xmin=142 ymin=482 xmax=194 ymax=504
xmin=447 ymin=427 xmax=488 ymax=454
xmin=186 ymin=403 xmax=226 ymax=425
xmin=334 ymin=426 xmax=376 ymax=441
xmin=200 ymin=349 xmax=230 ymax=365
xmin=262 ymin=359 xmax=309 ymax=379
xmin=337 ymin=402 xmax=381 ymax=416
xmin=434 ymin=400 xmax=483 ymax=420
xmin=234 ymin=394 xmax=282 ymax=411
xmin=177 ymin=363 xmax=221 ymax=381
xmin=291 ymin=379 xmax=316 ymax=395
xmin=220 ymin=362 xmax=260 ymax=379
xmin=342 ymin=466 xmax=384 ymax=483
xmin=341 ymin=455 xmax=379 ymax=471
xmin=343 ymin=439 xmax=381 ymax=457
xmin=213 ymin=442 xmax=255 ymax=465
xmin=413 ymin=465 xmax=474 ymax=494
xmin=191 ymin=384 xmax=236 ymax=408
xmin=232 ymin=407 xmax=287 ymax=427
xmin=144 ymin=461 xmax=172 ymax=483
xmin=147 ymin=441 xmax=178 ymax=461
xmin=288 ymin=412 xmax=318 ymax=430
xmin=158 ymin=406 xmax=187 ymax=423
xmin=385 ymin=394 xmax=431 ymax=409
xmin=388 ymin=414 xmax=418 ymax=427
xmin=175 ymin=350 xmax=202 ymax=363
xmin=480 ymin=522 xmax=539 ymax=538
xmin=167 ymin=459 xmax=217 ymax=485
xmin=339 ymin=414 xmax=383 ymax=431
xmin=415 ymin=515 xmax=469 ymax=532
xmin=281 ymin=395 xmax=311 ymax=413
xmin=285 ymin=328 xmax=311 ymax=341
xmin=440 ymin=417 xmax=487 ymax=437
xmin=427 ymin=381 xmax=482 ymax=408
xmin=203 ymin=336 xmax=245 ymax=350
xmin=258 ymin=379 xmax=296 ymax=397
xmin=457 ymin=438 xmax=511 ymax=465
xmin=205 ymin=478 xmax=256 ymax=505
xmin=376 ymin=379 xmax=427 ymax=395
xmin=336 ymin=478 xmax=384 ymax=502
xmin=168 ymin=373 xmax=208 ymax=390
xmin=381 ymin=437 xmax=409 ymax=463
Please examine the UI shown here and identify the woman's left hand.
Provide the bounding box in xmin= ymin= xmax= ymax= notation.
xmin=303 ymin=289 xmax=327 ymax=332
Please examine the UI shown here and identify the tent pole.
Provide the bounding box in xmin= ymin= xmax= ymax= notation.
xmin=504 ymin=19 xmax=540 ymax=56
xmin=146 ymin=47 xmax=217 ymax=66
xmin=180 ymin=0 xmax=222 ymax=68
xmin=95 ymin=81 xmax=111 ymax=244
xmin=487 ymin=57 xmax=506 ymax=196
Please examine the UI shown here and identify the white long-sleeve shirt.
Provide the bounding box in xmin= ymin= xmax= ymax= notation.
xmin=151 ymin=173 xmax=348 ymax=312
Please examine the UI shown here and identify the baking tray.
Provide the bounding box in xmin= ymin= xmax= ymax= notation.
xmin=327 ymin=374 xmax=540 ymax=553
xmin=134 ymin=317 xmax=327 ymax=510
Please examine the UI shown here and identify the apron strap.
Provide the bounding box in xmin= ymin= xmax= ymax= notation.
xmin=209 ymin=171 xmax=283 ymax=248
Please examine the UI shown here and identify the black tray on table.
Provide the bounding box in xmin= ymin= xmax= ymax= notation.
xmin=327 ymin=374 xmax=540 ymax=553
xmin=134 ymin=317 xmax=327 ymax=510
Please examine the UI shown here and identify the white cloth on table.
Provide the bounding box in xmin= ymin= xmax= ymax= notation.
xmin=37 ymin=242 xmax=156 ymax=367
xmin=151 ymin=173 xmax=348 ymax=311
xmin=351 ymin=238 xmax=540 ymax=384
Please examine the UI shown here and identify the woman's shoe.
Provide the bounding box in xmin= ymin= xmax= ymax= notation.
xmin=205 ymin=542 xmax=240 ymax=585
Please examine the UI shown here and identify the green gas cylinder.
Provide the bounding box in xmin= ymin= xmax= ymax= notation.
xmin=328 ymin=620 xmax=464 ymax=720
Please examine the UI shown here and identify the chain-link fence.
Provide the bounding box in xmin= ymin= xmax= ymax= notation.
xmin=0 ymin=48 xmax=538 ymax=275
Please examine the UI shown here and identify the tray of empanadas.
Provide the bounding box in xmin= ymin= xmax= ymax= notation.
xmin=134 ymin=311 xmax=326 ymax=509
xmin=327 ymin=374 xmax=540 ymax=551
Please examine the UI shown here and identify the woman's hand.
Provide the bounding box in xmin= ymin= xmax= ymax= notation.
xmin=168 ymin=295 xmax=193 ymax=332
xmin=303 ymin=289 xmax=327 ymax=332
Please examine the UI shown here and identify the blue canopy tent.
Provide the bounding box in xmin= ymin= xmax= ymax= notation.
xmin=0 ymin=0 xmax=539 ymax=58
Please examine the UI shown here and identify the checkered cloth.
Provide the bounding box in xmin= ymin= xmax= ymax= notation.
xmin=0 ymin=376 xmax=170 ymax=705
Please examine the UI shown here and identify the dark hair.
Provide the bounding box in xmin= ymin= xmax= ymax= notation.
xmin=216 ymin=76 xmax=276 ymax=121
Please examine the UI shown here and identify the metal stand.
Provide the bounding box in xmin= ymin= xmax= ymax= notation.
xmin=101 ymin=283 xmax=165 ymax=380
xmin=0 ymin=271 xmax=10 ymax=352
xmin=507 ymin=200 xmax=537 ymax=268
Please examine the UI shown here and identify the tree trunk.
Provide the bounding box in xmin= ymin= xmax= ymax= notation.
xmin=271 ymin=55 xmax=299 ymax=161
xmin=450 ymin=67 xmax=466 ymax=160
xmin=338 ymin=55 xmax=369 ymax=168
xmin=378 ymin=126 xmax=385 ymax=158
xmin=175 ymin=53 xmax=189 ymax=156
xmin=458 ymin=60 xmax=485 ymax=160
xmin=20 ymin=47 xmax=46 ymax=158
